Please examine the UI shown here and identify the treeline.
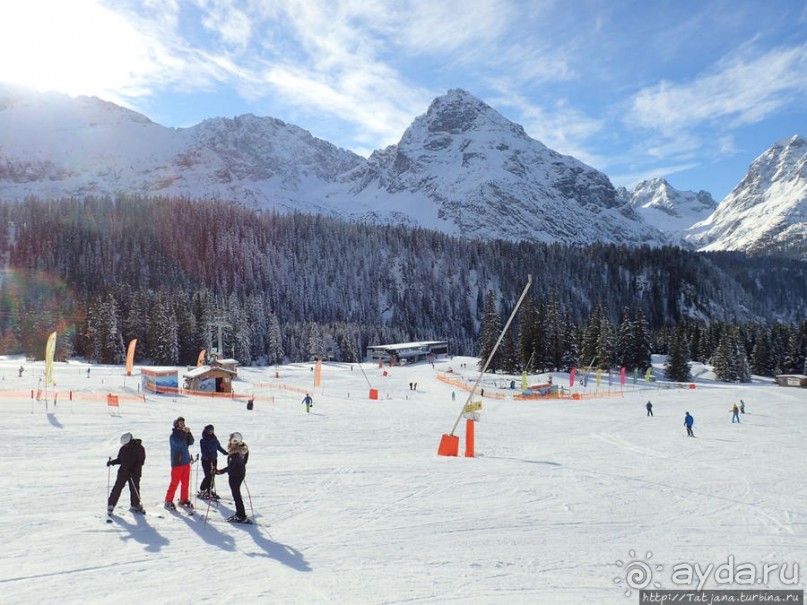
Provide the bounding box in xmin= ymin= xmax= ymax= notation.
xmin=0 ymin=195 xmax=804 ymax=375
xmin=479 ymin=291 xmax=807 ymax=382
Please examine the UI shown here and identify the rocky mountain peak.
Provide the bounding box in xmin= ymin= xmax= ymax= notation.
xmin=687 ymin=134 xmax=805 ymax=259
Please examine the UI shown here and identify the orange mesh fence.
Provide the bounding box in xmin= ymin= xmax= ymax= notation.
xmin=436 ymin=373 xmax=505 ymax=400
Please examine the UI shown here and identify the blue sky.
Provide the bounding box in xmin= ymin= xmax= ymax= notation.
xmin=1 ymin=1 xmax=805 ymax=201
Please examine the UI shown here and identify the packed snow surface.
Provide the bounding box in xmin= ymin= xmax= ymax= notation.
xmin=0 ymin=355 xmax=804 ymax=604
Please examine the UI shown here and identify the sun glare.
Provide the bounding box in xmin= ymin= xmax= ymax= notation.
xmin=0 ymin=1 xmax=153 ymax=98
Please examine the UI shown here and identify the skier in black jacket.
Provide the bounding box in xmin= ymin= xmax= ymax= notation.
xmin=197 ymin=424 xmax=228 ymax=500
xmin=107 ymin=432 xmax=146 ymax=514
xmin=217 ymin=432 xmax=250 ymax=523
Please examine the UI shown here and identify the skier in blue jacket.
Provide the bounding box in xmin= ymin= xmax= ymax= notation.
xmin=684 ymin=412 xmax=694 ymax=437
xmin=164 ymin=417 xmax=195 ymax=510
xmin=197 ymin=424 xmax=228 ymax=500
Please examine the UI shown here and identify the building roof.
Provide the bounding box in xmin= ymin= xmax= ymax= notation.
xmin=367 ymin=341 xmax=446 ymax=351
xmin=184 ymin=365 xmax=237 ymax=378
xmin=214 ymin=358 xmax=240 ymax=366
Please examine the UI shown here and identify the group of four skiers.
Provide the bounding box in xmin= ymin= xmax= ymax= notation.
xmin=106 ymin=417 xmax=251 ymax=523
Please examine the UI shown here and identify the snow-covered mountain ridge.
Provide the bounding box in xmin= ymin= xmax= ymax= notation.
xmin=686 ymin=135 xmax=806 ymax=259
xmin=0 ymin=84 xmax=804 ymax=257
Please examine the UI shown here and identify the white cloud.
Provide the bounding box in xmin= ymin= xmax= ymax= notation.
xmin=610 ymin=163 xmax=701 ymax=191
xmin=492 ymin=93 xmax=607 ymax=168
xmin=629 ymin=43 xmax=807 ymax=132
xmin=196 ymin=0 xmax=253 ymax=48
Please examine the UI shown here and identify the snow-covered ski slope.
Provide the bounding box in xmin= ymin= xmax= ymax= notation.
xmin=0 ymin=355 xmax=804 ymax=604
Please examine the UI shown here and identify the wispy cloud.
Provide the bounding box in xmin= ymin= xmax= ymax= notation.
xmin=609 ymin=162 xmax=702 ymax=191
xmin=629 ymin=43 xmax=807 ymax=132
xmin=490 ymin=92 xmax=607 ymax=168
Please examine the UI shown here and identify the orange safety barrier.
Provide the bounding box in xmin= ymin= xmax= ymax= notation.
xmin=107 ymin=394 xmax=119 ymax=407
xmin=369 ymin=389 xmax=379 ymax=400
xmin=436 ymin=373 xmax=505 ymax=399
xmin=437 ymin=433 xmax=459 ymax=456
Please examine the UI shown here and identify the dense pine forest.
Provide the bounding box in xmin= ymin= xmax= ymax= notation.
xmin=0 ymin=196 xmax=804 ymax=380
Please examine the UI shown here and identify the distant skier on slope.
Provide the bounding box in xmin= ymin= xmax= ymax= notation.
xmin=684 ymin=412 xmax=694 ymax=437
xmin=302 ymin=393 xmax=313 ymax=413
xmin=646 ymin=401 xmax=653 ymax=416
xmin=731 ymin=404 xmax=740 ymax=423
xmin=107 ymin=432 xmax=146 ymax=514
xmin=197 ymin=424 xmax=227 ymax=501
xmin=217 ymin=432 xmax=250 ymax=523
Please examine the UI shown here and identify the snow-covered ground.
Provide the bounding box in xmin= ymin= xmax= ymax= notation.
xmin=0 ymin=355 xmax=804 ymax=604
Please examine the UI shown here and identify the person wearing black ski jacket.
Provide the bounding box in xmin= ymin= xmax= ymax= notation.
xmin=198 ymin=424 xmax=228 ymax=498
xmin=107 ymin=432 xmax=146 ymax=513
xmin=217 ymin=432 xmax=250 ymax=522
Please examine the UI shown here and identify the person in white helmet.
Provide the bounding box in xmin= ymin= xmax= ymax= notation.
xmin=217 ymin=432 xmax=250 ymax=523
xmin=107 ymin=432 xmax=146 ymax=515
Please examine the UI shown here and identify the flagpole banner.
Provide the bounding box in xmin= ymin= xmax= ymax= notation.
xmin=125 ymin=339 xmax=137 ymax=376
xmin=45 ymin=331 xmax=57 ymax=386
xmin=313 ymin=358 xmax=323 ymax=387
xmin=521 ymin=371 xmax=528 ymax=393
xmin=569 ymin=368 xmax=576 ymax=388
xmin=620 ymin=367 xmax=626 ymax=385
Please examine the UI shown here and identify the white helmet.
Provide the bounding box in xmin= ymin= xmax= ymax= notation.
xmin=120 ymin=432 xmax=132 ymax=445
xmin=229 ymin=432 xmax=243 ymax=444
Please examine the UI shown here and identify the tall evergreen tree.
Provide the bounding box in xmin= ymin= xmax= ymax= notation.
xmin=664 ymin=327 xmax=691 ymax=382
xmin=478 ymin=290 xmax=502 ymax=373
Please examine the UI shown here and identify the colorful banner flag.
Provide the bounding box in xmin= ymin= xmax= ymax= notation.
xmin=645 ymin=367 xmax=653 ymax=384
xmin=633 ymin=368 xmax=638 ymax=384
xmin=620 ymin=367 xmax=626 ymax=385
xmin=45 ymin=331 xmax=57 ymax=386
xmin=596 ymin=369 xmax=601 ymax=387
xmin=569 ymin=368 xmax=576 ymax=387
xmin=125 ymin=339 xmax=137 ymax=376
xmin=197 ymin=349 xmax=206 ymax=367
xmin=521 ymin=371 xmax=528 ymax=393
xmin=313 ymin=358 xmax=323 ymax=387
xmin=582 ymin=372 xmax=588 ymax=387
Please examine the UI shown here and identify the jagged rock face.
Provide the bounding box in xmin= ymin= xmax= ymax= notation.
xmin=625 ymin=178 xmax=717 ymax=247
xmin=340 ymin=89 xmax=661 ymax=245
xmin=687 ymin=135 xmax=806 ymax=259
xmin=0 ymin=85 xmax=364 ymax=208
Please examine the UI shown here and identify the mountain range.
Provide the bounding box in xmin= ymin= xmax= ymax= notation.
xmin=0 ymin=84 xmax=804 ymax=259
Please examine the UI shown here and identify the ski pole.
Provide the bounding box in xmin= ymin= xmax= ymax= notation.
xmin=204 ymin=465 xmax=217 ymax=526
xmin=243 ymin=478 xmax=254 ymax=519
xmin=193 ymin=453 xmax=200 ymax=506
xmin=106 ymin=457 xmax=111 ymax=505
xmin=128 ymin=476 xmax=142 ymax=509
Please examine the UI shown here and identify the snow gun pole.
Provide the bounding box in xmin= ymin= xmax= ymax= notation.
xmin=449 ymin=274 xmax=532 ymax=436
